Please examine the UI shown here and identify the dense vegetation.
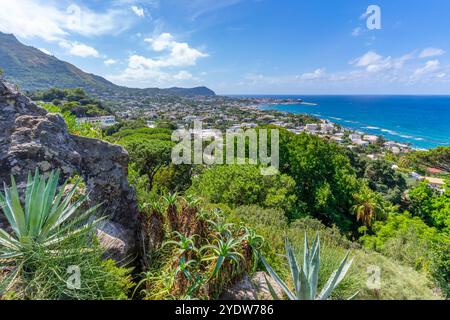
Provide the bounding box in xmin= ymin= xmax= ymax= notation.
xmin=1 ymin=97 xmax=449 ymax=300
xmin=111 ymin=119 xmax=448 ymax=300
xmin=32 ymin=88 xmax=112 ymax=117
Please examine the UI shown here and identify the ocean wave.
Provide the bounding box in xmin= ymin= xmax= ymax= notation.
xmin=363 ymin=126 xmax=381 ymax=130
xmin=379 ymin=129 xmax=425 ymax=142
xmin=381 ymin=129 xmax=398 ymax=135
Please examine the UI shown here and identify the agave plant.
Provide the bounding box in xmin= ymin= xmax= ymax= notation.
xmin=201 ymin=237 xmax=245 ymax=277
xmin=0 ymin=169 xmax=99 ymax=259
xmin=260 ymin=233 xmax=356 ymax=300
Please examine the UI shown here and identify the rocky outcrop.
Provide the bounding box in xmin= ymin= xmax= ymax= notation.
xmin=0 ymin=80 xmax=141 ymax=263
xmin=219 ymin=272 xmax=284 ymax=300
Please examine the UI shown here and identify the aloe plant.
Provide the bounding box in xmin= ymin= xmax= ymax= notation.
xmin=260 ymin=233 xmax=355 ymax=300
xmin=163 ymin=231 xmax=198 ymax=255
xmin=201 ymin=237 xmax=245 ymax=277
xmin=0 ymin=169 xmax=99 ymax=259
xmin=241 ymin=226 xmax=264 ymax=250
xmin=164 ymin=193 xmax=179 ymax=231
xmin=174 ymin=257 xmax=198 ymax=281
xmin=208 ymin=219 xmax=234 ymax=239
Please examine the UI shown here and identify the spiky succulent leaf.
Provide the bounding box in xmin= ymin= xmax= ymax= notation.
xmin=309 ymin=233 xmax=320 ymax=298
xmin=0 ymin=170 xmax=97 ymax=258
xmin=264 ymin=274 xmax=281 ymax=300
xmin=260 ymin=254 xmax=296 ymax=300
xmin=285 ymin=238 xmax=300 ymax=296
xmin=317 ymin=251 xmax=353 ymax=300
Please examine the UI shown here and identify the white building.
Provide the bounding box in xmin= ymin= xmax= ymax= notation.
xmin=364 ymin=135 xmax=379 ymax=143
xmin=321 ymin=123 xmax=334 ymax=133
xmin=352 ymin=139 xmax=369 ymax=146
xmin=349 ymin=134 xmax=361 ymax=141
xmin=77 ymin=115 xmax=117 ymax=127
xmin=425 ymin=177 xmax=445 ymax=190
xmin=331 ymin=136 xmax=343 ymax=143
xmin=306 ymin=124 xmax=319 ymax=133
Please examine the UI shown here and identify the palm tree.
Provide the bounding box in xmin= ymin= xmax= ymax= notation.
xmin=351 ymin=186 xmax=383 ymax=227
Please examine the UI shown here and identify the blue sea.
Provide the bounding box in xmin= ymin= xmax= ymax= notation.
xmin=241 ymin=95 xmax=450 ymax=149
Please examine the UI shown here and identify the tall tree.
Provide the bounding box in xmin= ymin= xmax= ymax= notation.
xmin=121 ymin=138 xmax=174 ymax=189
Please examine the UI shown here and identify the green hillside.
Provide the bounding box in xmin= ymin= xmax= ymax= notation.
xmin=0 ymin=32 xmax=215 ymax=97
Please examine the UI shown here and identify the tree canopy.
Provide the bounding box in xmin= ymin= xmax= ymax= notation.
xmin=189 ymin=164 xmax=297 ymax=213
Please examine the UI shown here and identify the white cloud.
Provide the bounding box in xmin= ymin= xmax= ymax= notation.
xmin=300 ymin=69 xmax=326 ymax=80
xmin=351 ymin=27 xmax=362 ymax=37
xmin=104 ymin=59 xmax=118 ymax=66
xmin=413 ymin=60 xmax=441 ymax=76
xmin=143 ymin=33 xmax=209 ymax=67
xmin=146 ymin=33 xmax=175 ymax=52
xmin=69 ymin=44 xmax=100 ymax=58
xmin=131 ymin=5 xmax=145 ymax=17
xmin=108 ymin=32 xmax=208 ymax=87
xmin=419 ymin=48 xmax=446 ymax=58
xmin=107 ymin=55 xmax=199 ymax=87
xmin=351 ymin=51 xmax=383 ymax=67
xmin=186 ymin=0 xmax=243 ymax=20
xmin=0 ymin=1 xmax=134 ymax=42
xmin=38 ymin=48 xmax=52 ymax=55
xmin=350 ymin=51 xmax=412 ymax=73
xmin=173 ymin=71 xmax=194 ymax=81
xmin=59 ymin=41 xmax=100 ymax=58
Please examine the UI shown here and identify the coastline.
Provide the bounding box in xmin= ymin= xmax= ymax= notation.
xmin=255 ymin=102 xmax=427 ymax=152
xmin=253 ymin=96 xmax=450 ymax=150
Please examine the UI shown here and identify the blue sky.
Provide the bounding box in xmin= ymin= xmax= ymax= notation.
xmin=0 ymin=0 xmax=449 ymax=94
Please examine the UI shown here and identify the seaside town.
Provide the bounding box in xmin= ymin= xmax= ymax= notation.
xmin=82 ymin=95 xmax=446 ymax=192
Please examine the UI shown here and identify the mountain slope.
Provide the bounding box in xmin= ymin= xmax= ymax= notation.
xmin=0 ymin=32 xmax=215 ymax=97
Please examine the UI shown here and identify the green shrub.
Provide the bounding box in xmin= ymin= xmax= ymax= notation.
xmin=136 ymin=197 xmax=261 ymax=300
xmin=0 ymin=170 xmax=133 ymax=300
xmin=189 ymin=165 xmax=297 ymax=213
xmin=361 ymin=212 xmax=450 ymax=296
xmin=41 ymin=103 xmax=103 ymax=139
xmin=229 ymin=206 xmax=442 ymax=300
xmin=1 ymin=233 xmax=133 ymax=300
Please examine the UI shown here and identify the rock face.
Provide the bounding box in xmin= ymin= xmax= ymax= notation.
xmin=0 ymin=80 xmax=141 ymax=262
xmin=219 ymin=272 xmax=284 ymax=300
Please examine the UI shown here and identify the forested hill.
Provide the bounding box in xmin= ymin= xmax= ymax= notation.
xmin=0 ymin=32 xmax=215 ymax=97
